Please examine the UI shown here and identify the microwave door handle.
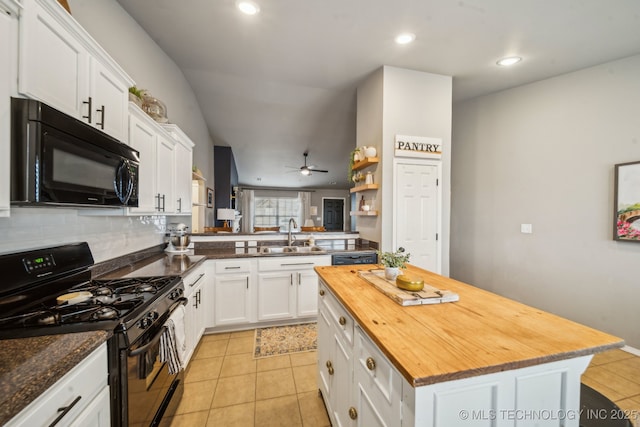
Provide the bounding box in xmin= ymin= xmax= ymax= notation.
xmin=115 ymin=160 xmax=134 ymax=204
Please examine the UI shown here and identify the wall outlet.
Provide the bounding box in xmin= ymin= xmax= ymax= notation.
xmin=521 ymin=224 xmax=533 ymax=234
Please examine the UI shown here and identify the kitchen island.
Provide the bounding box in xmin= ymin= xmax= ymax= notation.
xmin=315 ymin=264 xmax=624 ymax=427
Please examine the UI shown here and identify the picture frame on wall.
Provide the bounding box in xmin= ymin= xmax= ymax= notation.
xmin=207 ymin=187 xmax=214 ymax=208
xmin=613 ymin=160 xmax=640 ymax=241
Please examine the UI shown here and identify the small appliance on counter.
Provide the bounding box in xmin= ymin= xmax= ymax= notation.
xmin=166 ymin=223 xmax=191 ymax=253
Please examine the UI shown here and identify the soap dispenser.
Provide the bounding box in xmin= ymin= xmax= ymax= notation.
xmin=308 ymin=234 xmax=315 ymax=246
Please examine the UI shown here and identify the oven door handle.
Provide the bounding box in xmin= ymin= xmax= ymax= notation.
xmin=128 ymin=297 xmax=188 ymax=357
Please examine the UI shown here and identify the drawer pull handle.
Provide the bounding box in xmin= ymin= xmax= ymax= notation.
xmin=349 ymin=407 xmax=358 ymax=420
xmin=49 ymin=395 xmax=82 ymax=427
xmin=366 ymin=357 xmax=376 ymax=371
xmin=319 ymin=289 xmax=325 ymax=296
xmin=188 ymin=273 xmax=205 ymax=287
xmin=339 ymin=316 xmax=346 ymax=326
xmin=225 ymin=266 xmax=241 ymax=269
xmin=328 ymin=366 xmax=334 ymax=375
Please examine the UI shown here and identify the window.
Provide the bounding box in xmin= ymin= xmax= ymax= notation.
xmin=254 ymin=196 xmax=302 ymax=230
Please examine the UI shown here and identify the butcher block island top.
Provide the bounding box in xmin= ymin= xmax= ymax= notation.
xmin=314 ymin=264 xmax=624 ymax=387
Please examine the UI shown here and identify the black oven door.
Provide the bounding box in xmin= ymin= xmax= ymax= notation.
xmin=39 ymin=125 xmax=138 ymax=206
xmin=125 ymin=320 xmax=184 ymax=427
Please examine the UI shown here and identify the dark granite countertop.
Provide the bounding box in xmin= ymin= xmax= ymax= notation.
xmin=0 ymin=330 xmax=111 ymax=425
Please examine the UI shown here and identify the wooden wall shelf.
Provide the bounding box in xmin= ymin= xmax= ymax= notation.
xmin=350 ymin=184 xmax=379 ymax=193
xmin=350 ymin=210 xmax=378 ymax=216
xmin=352 ymin=157 xmax=379 ymax=171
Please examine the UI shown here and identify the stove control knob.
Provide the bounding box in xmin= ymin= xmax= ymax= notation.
xmin=169 ymin=288 xmax=184 ymax=300
xmin=149 ymin=311 xmax=159 ymax=320
xmin=139 ymin=317 xmax=152 ymax=329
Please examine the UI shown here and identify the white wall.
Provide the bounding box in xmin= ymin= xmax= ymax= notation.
xmin=357 ymin=66 xmax=453 ymax=274
xmin=451 ymin=54 xmax=640 ymax=347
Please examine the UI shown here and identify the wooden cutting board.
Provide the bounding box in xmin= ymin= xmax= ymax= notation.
xmin=358 ymin=269 xmax=459 ymax=306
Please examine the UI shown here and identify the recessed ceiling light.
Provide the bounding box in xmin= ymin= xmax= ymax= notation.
xmin=237 ymin=1 xmax=260 ymax=15
xmin=395 ymin=33 xmax=416 ymax=45
xmin=496 ymin=56 xmax=522 ymax=66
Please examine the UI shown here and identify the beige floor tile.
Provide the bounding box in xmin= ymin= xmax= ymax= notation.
xmin=220 ymin=353 xmax=258 ymax=377
xmin=615 ymin=396 xmax=640 ymax=427
xmin=230 ymin=329 xmax=256 ymax=338
xmin=202 ymin=333 xmax=231 ymax=342
xmin=582 ymin=376 xmax=626 ymax=402
xmin=298 ymin=391 xmax=331 ymax=427
xmin=206 ymin=402 xmax=255 ymax=427
xmin=293 ymin=364 xmax=318 ymax=393
xmin=195 ymin=339 xmax=229 ymax=359
xmin=227 ymin=336 xmax=255 ymax=355
xmin=591 ymin=349 xmax=636 ymax=366
xmin=212 ymin=373 xmax=257 ymax=408
xmin=600 ymin=357 xmax=640 ymax=384
xmin=256 ymin=368 xmax=297 ymax=400
xmin=162 ymin=410 xmax=209 ymax=427
xmin=185 ymin=357 xmax=224 ymax=383
xmin=175 ymin=380 xmax=217 ymax=414
xmin=257 ymin=355 xmax=292 ymax=372
xmin=290 ymin=351 xmax=317 ymax=367
xmin=583 ymin=366 xmax=640 ymax=400
xmin=255 ymin=395 xmax=302 ymax=427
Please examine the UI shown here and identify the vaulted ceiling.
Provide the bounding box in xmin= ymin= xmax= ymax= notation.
xmin=116 ymin=0 xmax=640 ymax=189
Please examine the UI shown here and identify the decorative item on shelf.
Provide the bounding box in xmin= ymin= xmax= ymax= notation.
xmin=128 ymin=86 xmax=144 ymax=108
xmin=365 ymin=171 xmax=374 ymax=185
xmin=141 ymin=91 xmax=168 ymax=123
xmin=217 ymin=208 xmax=236 ymax=228
xmin=359 ymin=196 xmax=365 ymax=211
xmin=348 ymin=148 xmax=360 ymax=183
xmin=378 ymin=247 xmax=411 ymax=280
xmin=363 ymin=146 xmax=377 ymax=158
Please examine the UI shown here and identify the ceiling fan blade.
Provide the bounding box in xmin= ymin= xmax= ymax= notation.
xmin=311 ymin=169 xmax=329 ymax=173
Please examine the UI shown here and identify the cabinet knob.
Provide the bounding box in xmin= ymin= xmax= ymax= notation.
xmin=319 ymin=289 xmax=325 ymax=296
xmin=349 ymin=407 xmax=358 ymax=420
xmin=326 ymin=360 xmax=332 ymax=368
xmin=328 ymin=366 xmax=334 ymax=376
xmin=339 ymin=316 xmax=346 ymax=326
xmin=366 ymin=357 xmax=376 ymax=371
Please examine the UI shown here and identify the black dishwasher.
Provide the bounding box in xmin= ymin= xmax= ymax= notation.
xmin=331 ymin=252 xmax=377 ymax=265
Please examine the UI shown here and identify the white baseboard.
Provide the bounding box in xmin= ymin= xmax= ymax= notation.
xmin=622 ymin=345 xmax=640 ymax=357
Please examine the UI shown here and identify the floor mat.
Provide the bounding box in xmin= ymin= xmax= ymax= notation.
xmin=253 ymin=323 xmax=317 ymax=358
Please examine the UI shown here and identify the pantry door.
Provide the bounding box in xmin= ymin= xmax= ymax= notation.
xmin=394 ymin=160 xmax=442 ymax=273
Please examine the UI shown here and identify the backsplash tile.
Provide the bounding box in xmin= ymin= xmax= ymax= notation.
xmin=0 ymin=208 xmax=168 ymax=262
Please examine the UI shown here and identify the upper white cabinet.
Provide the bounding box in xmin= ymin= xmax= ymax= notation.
xmin=162 ymin=124 xmax=194 ymax=215
xmin=18 ymin=0 xmax=133 ymax=142
xmin=127 ymin=103 xmax=177 ymax=214
xmin=0 ymin=0 xmax=19 ymax=218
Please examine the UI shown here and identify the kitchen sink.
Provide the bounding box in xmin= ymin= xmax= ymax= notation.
xmin=259 ymin=246 xmax=326 ymax=254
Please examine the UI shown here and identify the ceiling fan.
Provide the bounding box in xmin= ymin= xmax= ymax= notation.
xmin=298 ymin=151 xmax=328 ymax=175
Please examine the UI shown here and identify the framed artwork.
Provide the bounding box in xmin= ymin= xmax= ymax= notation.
xmin=614 ymin=160 xmax=640 ymax=241
xmin=207 ymin=187 xmax=214 ymax=208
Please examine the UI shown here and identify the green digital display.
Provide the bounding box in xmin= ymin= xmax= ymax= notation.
xmin=34 ymin=257 xmax=44 ymax=264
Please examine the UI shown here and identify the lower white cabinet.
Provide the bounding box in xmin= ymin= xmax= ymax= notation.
xmin=257 ymin=256 xmax=330 ymax=322
xmin=182 ymin=263 xmax=207 ymax=367
xmin=6 ymin=343 xmax=109 ymax=427
xmin=212 ymin=259 xmax=252 ymax=326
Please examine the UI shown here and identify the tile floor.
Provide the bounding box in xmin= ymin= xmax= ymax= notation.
xmin=583 ymin=348 xmax=640 ymax=426
xmin=160 ymin=329 xmax=330 ymax=427
xmin=161 ymin=329 xmax=640 ymax=427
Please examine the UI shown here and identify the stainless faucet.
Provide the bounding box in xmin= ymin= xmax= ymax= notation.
xmin=288 ymin=218 xmax=298 ymax=246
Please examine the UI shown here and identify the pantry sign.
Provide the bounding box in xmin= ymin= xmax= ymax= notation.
xmin=395 ymin=135 xmax=442 ymax=160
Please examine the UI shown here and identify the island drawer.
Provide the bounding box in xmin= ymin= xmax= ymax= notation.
xmin=319 ymin=281 xmax=354 ymax=346
xmin=215 ymin=259 xmax=252 ymax=274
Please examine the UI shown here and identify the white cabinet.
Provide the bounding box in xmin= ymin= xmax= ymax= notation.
xmin=0 ymin=0 xmax=18 ymax=218
xmin=127 ymin=103 xmax=176 ymax=214
xmin=183 ymin=264 xmax=207 ymax=367
xmin=257 ymin=255 xmax=330 ymax=322
xmin=317 ymin=281 xmax=356 ymax=427
xmin=156 ymin=133 xmax=176 ymax=213
xmin=6 ymin=343 xmax=110 ymax=427
xmin=18 ymin=0 xmax=133 ymax=141
xmin=212 ymin=259 xmax=252 ymax=326
xmin=162 ymin=124 xmax=194 ymax=215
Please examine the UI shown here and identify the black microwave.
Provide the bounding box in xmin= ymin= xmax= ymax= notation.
xmin=10 ymin=98 xmax=139 ymax=208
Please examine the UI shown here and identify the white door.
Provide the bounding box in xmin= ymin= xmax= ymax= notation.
xmin=394 ymin=160 xmax=441 ymax=273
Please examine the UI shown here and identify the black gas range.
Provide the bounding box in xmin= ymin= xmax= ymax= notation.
xmin=0 ymin=242 xmax=187 ymax=427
